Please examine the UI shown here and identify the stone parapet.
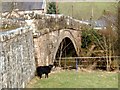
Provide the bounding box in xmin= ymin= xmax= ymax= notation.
xmin=33 ymin=14 xmax=89 ymax=37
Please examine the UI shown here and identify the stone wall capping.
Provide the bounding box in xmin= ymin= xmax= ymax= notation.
xmin=0 ymin=26 xmax=30 ymax=42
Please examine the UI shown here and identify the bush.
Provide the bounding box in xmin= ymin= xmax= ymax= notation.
xmin=47 ymin=2 xmax=59 ymax=14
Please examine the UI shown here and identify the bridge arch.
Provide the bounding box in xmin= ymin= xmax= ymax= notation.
xmin=54 ymin=37 xmax=78 ymax=59
xmin=53 ymin=29 xmax=79 ymax=61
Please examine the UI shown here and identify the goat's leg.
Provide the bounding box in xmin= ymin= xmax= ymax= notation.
xmin=40 ymin=74 xmax=42 ymax=79
xmin=46 ymin=73 xmax=48 ymax=78
xmin=45 ymin=73 xmax=48 ymax=78
xmin=45 ymin=74 xmax=46 ymax=78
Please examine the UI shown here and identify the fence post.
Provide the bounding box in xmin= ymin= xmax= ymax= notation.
xmin=76 ymin=58 xmax=78 ymax=71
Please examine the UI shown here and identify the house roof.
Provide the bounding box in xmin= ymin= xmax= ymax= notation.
xmin=2 ymin=2 xmax=44 ymax=12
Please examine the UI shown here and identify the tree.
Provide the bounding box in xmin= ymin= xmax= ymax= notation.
xmin=81 ymin=10 xmax=118 ymax=71
xmin=47 ymin=2 xmax=59 ymax=14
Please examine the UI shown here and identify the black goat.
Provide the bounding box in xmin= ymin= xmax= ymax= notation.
xmin=36 ymin=64 xmax=53 ymax=79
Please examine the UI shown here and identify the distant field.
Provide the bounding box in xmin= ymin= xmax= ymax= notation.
xmin=57 ymin=2 xmax=118 ymax=20
xmin=26 ymin=70 xmax=118 ymax=88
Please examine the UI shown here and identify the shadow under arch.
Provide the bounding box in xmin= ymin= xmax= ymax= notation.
xmin=53 ymin=29 xmax=80 ymax=61
xmin=55 ymin=37 xmax=78 ymax=59
xmin=54 ymin=37 xmax=78 ymax=67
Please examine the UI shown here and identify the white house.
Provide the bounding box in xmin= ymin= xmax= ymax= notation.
xmin=2 ymin=0 xmax=47 ymax=16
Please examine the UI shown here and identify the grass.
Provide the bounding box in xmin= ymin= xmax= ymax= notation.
xmin=57 ymin=2 xmax=118 ymax=20
xmin=26 ymin=70 xmax=118 ymax=88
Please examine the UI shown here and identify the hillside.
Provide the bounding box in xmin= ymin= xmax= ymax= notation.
xmin=57 ymin=2 xmax=118 ymax=20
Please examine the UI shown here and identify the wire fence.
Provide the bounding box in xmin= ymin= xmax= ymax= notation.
xmin=57 ymin=56 xmax=120 ymax=59
xmin=55 ymin=56 xmax=120 ymax=70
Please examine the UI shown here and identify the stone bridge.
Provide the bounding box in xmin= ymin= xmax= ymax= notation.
xmin=32 ymin=14 xmax=84 ymax=66
xmin=0 ymin=14 xmax=88 ymax=88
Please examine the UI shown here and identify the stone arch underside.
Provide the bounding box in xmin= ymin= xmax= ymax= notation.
xmin=55 ymin=37 xmax=78 ymax=59
xmin=53 ymin=29 xmax=81 ymax=61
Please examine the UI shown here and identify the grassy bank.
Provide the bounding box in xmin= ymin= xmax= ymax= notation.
xmin=57 ymin=2 xmax=117 ymax=20
xmin=27 ymin=70 xmax=118 ymax=88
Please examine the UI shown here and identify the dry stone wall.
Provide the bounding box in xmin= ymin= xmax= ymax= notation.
xmin=0 ymin=27 xmax=36 ymax=89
